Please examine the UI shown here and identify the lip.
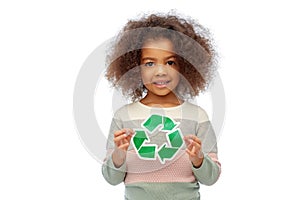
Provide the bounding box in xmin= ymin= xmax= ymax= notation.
xmin=152 ymin=80 xmax=171 ymax=88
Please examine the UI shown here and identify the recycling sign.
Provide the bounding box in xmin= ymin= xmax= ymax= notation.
xmin=132 ymin=114 xmax=184 ymax=164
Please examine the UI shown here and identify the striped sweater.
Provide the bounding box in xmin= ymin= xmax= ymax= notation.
xmin=102 ymin=101 xmax=221 ymax=200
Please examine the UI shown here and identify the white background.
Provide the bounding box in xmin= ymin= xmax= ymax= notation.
xmin=1 ymin=0 xmax=300 ymax=199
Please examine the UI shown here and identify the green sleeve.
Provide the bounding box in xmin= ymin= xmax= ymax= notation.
xmin=102 ymin=154 xmax=127 ymax=186
xmin=192 ymin=155 xmax=220 ymax=186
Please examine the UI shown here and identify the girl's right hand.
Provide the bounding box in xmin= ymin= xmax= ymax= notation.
xmin=112 ymin=128 xmax=134 ymax=168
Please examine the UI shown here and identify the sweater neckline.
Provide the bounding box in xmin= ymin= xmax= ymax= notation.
xmin=136 ymin=100 xmax=187 ymax=110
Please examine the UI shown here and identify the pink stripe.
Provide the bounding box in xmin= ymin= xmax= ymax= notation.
xmin=124 ymin=150 xmax=196 ymax=184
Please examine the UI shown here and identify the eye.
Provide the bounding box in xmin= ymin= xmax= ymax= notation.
xmin=144 ymin=62 xmax=155 ymax=67
xmin=166 ymin=61 xmax=176 ymax=66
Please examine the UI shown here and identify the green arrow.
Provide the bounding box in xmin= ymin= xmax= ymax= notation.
xmin=134 ymin=115 xmax=183 ymax=163
xmin=143 ymin=114 xmax=162 ymax=132
xmin=162 ymin=116 xmax=177 ymax=131
xmin=168 ymin=130 xmax=183 ymax=148
xmin=158 ymin=144 xmax=178 ymax=163
xmin=133 ymin=130 xmax=148 ymax=150
xmin=138 ymin=146 xmax=156 ymax=159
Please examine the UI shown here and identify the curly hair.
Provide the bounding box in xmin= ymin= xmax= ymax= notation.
xmin=105 ymin=11 xmax=218 ymax=102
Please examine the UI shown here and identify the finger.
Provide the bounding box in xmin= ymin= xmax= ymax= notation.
xmin=186 ymin=141 xmax=201 ymax=156
xmin=114 ymin=134 xmax=126 ymax=144
xmin=115 ymin=129 xmax=134 ymax=140
xmin=124 ymin=128 xmax=134 ymax=136
xmin=191 ymin=145 xmax=196 ymax=155
xmin=183 ymin=136 xmax=193 ymax=146
xmin=123 ymin=137 xmax=132 ymax=145
xmin=119 ymin=142 xmax=130 ymax=150
xmin=184 ymin=135 xmax=198 ymax=144
xmin=185 ymin=149 xmax=192 ymax=156
xmin=185 ymin=143 xmax=194 ymax=156
xmin=114 ymin=129 xmax=131 ymax=140
xmin=126 ymin=135 xmax=133 ymax=144
xmin=186 ymin=135 xmax=201 ymax=144
xmin=186 ymin=142 xmax=194 ymax=154
xmin=193 ymin=137 xmax=201 ymax=145
xmin=115 ymin=138 xmax=129 ymax=149
xmin=120 ymin=137 xmax=124 ymax=145
xmin=125 ymin=129 xmax=134 ymax=141
xmin=186 ymin=147 xmax=197 ymax=157
xmin=115 ymin=137 xmax=130 ymax=150
xmin=191 ymin=140 xmax=201 ymax=152
xmin=114 ymin=129 xmax=134 ymax=147
xmin=114 ymin=130 xmax=126 ymax=138
xmin=115 ymin=128 xmax=130 ymax=135
xmin=186 ymin=139 xmax=199 ymax=149
xmin=184 ymin=135 xmax=192 ymax=141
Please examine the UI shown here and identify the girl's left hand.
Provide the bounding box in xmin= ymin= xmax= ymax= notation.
xmin=184 ymin=135 xmax=204 ymax=168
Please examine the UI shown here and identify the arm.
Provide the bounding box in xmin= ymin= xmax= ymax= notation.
xmin=184 ymin=135 xmax=221 ymax=186
xmin=185 ymin=117 xmax=221 ymax=186
xmin=102 ymin=152 xmax=127 ymax=185
xmin=192 ymin=153 xmax=221 ymax=186
xmin=195 ymin=120 xmax=221 ymax=185
xmin=101 ymin=116 xmax=134 ymax=185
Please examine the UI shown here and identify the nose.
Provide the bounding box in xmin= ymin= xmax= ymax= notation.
xmin=155 ymin=64 xmax=167 ymax=76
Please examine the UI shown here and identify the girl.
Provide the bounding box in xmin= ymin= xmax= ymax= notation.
xmin=102 ymin=11 xmax=221 ymax=200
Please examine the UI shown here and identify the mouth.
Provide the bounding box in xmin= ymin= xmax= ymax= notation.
xmin=152 ymin=80 xmax=171 ymax=88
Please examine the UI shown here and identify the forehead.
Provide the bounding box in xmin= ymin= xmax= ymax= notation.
xmin=142 ymin=38 xmax=174 ymax=52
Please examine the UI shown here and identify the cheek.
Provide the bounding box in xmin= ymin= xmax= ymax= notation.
xmin=140 ymin=70 xmax=150 ymax=84
xmin=171 ymin=70 xmax=180 ymax=83
xmin=174 ymin=76 xmax=181 ymax=87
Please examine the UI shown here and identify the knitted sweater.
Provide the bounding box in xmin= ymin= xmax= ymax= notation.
xmin=102 ymin=101 xmax=221 ymax=200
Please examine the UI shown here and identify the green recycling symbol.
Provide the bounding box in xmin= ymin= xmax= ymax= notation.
xmin=132 ymin=114 xmax=184 ymax=164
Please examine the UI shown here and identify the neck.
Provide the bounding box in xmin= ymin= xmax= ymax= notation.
xmin=140 ymin=92 xmax=183 ymax=108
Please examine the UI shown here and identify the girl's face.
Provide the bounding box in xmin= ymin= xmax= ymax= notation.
xmin=140 ymin=38 xmax=180 ymax=98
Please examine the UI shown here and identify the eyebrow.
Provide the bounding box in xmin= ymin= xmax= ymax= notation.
xmin=141 ymin=55 xmax=176 ymax=61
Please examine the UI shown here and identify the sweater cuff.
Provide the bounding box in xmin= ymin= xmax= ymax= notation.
xmin=191 ymin=154 xmax=220 ymax=185
xmin=192 ymin=154 xmax=209 ymax=171
xmin=106 ymin=154 xmax=127 ymax=172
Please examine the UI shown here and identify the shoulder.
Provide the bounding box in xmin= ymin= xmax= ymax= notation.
xmin=112 ymin=102 xmax=141 ymax=119
xmin=182 ymin=101 xmax=210 ymax=123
